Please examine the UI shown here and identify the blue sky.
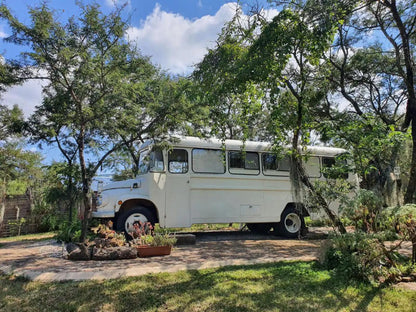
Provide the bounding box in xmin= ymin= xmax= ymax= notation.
xmin=0 ymin=0 xmax=276 ymax=117
xmin=0 ymin=0 xmax=275 ymax=166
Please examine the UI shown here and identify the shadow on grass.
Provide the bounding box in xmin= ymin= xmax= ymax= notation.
xmin=1 ymin=261 xmax=414 ymax=312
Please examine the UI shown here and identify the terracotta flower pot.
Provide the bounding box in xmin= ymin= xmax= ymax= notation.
xmin=136 ymin=245 xmax=172 ymax=257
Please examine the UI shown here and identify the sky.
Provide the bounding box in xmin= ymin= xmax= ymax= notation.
xmin=0 ymin=0 xmax=276 ymax=167
xmin=0 ymin=0 xmax=274 ymax=117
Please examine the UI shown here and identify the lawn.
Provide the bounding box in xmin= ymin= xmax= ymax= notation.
xmin=0 ymin=232 xmax=55 ymax=247
xmin=1 ymin=261 xmax=415 ymax=312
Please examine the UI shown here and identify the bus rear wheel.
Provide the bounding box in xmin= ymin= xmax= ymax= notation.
xmin=278 ymin=207 xmax=304 ymax=238
xmin=246 ymin=223 xmax=273 ymax=234
xmin=115 ymin=206 xmax=155 ymax=236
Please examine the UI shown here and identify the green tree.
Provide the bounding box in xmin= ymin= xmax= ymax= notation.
xmin=0 ymin=140 xmax=43 ymax=195
xmin=325 ymin=0 xmax=416 ymax=203
xmin=0 ymin=104 xmax=24 ymax=140
xmin=0 ymin=3 xmax=186 ymax=240
xmin=192 ymin=10 xmax=268 ymax=141
xmin=193 ymin=1 xmax=354 ymax=233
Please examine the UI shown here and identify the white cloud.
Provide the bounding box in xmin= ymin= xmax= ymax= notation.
xmin=0 ymin=25 xmax=8 ymax=38
xmin=1 ymin=79 xmax=45 ymax=118
xmin=126 ymin=3 xmax=239 ymax=75
xmin=105 ymin=0 xmax=131 ymax=7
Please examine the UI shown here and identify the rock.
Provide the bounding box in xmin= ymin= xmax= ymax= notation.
xmin=68 ymin=244 xmax=92 ymax=261
xmin=65 ymin=242 xmax=79 ymax=254
xmin=401 ymin=276 xmax=416 ymax=283
xmin=92 ymin=246 xmax=137 ymax=260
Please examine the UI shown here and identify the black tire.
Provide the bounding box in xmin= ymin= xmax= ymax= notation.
xmin=278 ymin=207 xmax=305 ymax=238
xmin=115 ymin=206 xmax=155 ymax=235
xmin=246 ymin=223 xmax=273 ymax=234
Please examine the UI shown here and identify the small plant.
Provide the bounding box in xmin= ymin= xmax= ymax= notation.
xmin=138 ymin=233 xmax=177 ymax=247
xmin=56 ymin=220 xmax=82 ymax=243
xmin=7 ymin=217 xmax=27 ymax=236
xmin=130 ymin=222 xmax=176 ymax=247
xmin=93 ymin=221 xmax=126 ymax=247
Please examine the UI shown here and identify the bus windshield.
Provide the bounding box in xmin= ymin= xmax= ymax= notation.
xmin=138 ymin=149 xmax=164 ymax=174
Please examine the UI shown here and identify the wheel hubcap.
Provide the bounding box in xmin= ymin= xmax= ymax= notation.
xmin=284 ymin=213 xmax=301 ymax=233
xmin=125 ymin=213 xmax=148 ymax=233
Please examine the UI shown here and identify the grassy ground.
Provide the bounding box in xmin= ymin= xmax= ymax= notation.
xmin=0 ymin=232 xmax=55 ymax=247
xmin=1 ymin=261 xmax=415 ymax=312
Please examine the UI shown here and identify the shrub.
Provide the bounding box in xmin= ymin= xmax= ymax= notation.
xmin=381 ymin=205 xmax=416 ymax=263
xmin=341 ymin=189 xmax=384 ymax=233
xmin=323 ymin=232 xmax=405 ymax=284
xmin=7 ymin=217 xmax=27 ymax=236
xmin=56 ymin=220 xmax=82 ymax=243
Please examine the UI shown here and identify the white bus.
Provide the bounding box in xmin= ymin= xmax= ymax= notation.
xmin=93 ymin=136 xmax=354 ymax=237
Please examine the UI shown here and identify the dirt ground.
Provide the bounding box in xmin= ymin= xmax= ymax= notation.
xmin=0 ymin=229 xmax=413 ymax=282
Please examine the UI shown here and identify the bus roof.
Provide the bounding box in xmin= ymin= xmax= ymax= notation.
xmin=140 ymin=136 xmax=347 ymax=157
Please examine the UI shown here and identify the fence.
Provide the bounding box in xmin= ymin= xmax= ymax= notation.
xmin=0 ymin=194 xmax=37 ymax=237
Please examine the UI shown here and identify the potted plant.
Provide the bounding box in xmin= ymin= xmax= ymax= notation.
xmin=135 ymin=233 xmax=177 ymax=257
xmin=130 ymin=222 xmax=177 ymax=257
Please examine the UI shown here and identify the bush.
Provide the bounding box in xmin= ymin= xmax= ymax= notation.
xmin=341 ymin=190 xmax=384 ymax=233
xmin=323 ymin=232 xmax=406 ymax=284
xmin=381 ymin=204 xmax=416 ymax=263
xmin=56 ymin=220 xmax=82 ymax=243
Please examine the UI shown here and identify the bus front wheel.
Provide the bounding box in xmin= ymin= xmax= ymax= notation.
xmin=278 ymin=207 xmax=304 ymax=238
xmin=115 ymin=206 xmax=155 ymax=236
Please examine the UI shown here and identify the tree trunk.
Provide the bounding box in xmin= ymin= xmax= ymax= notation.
xmin=287 ymin=83 xmax=346 ymax=234
xmin=404 ymin=123 xmax=416 ymax=203
xmin=293 ymin=156 xmax=347 ymax=234
xmin=68 ymin=161 xmax=75 ymax=223
xmin=78 ymin=129 xmax=91 ymax=242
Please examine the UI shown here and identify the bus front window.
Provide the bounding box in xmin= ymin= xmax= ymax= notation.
xmin=149 ymin=149 xmax=164 ymax=172
xmin=138 ymin=150 xmax=150 ymax=174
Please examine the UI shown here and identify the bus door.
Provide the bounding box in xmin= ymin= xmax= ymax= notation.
xmin=164 ymin=148 xmax=191 ymax=227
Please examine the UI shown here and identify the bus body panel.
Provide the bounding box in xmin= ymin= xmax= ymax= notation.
xmin=93 ymin=136 xmax=357 ymax=229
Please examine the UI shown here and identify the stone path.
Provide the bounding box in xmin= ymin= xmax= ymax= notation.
xmin=0 ymin=236 xmax=322 ymax=281
xmin=0 ymin=230 xmax=413 ymax=282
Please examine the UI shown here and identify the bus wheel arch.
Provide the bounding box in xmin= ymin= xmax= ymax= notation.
xmin=115 ymin=199 xmax=159 ymax=234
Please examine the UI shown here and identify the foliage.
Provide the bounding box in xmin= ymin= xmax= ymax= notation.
xmin=341 ymin=189 xmax=384 ymax=233
xmin=129 ymin=221 xmax=176 ymax=246
xmin=381 ymin=204 xmax=416 ymax=263
xmin=55 ymin=220 xmax=82 ymax=243
xmin=93 ymin=222 xmax=126 ymax=247
xmin=324 ymin=0 xmax=416 ymax=203
xmin=0 ymin=2 xmax=191 ymax=240
xmin=138 ymin=233 xmax=177 ymax=247
xmin=0 ymin=104 xmax=24 ymax=140
xmin=1 ymin=262 xmax=416 ymax=311
xmin=0 ymin=140 xmax=43 ymax=196
xmin=320 ymin=114 xmax=409 ymax=203
xmin=7 ymin=217 xmax=26 ymax=236
xmin=323 ymin=232 xmax=408 ymax=284
xmin=191 ymin=10 xmax=268 ymax=140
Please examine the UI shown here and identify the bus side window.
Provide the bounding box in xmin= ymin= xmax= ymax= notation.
xmin=305 ymin=156 xmax=321 ymax=178
xmin=263 ymin=153 xmax=291 ymax=176
xmin=192 ymin=149 xmax=225 ymax=173
xmin=229 ymin=151 xmax=260 ymax=175
xmin=168 ymin=149 xmax=188 ymax=173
